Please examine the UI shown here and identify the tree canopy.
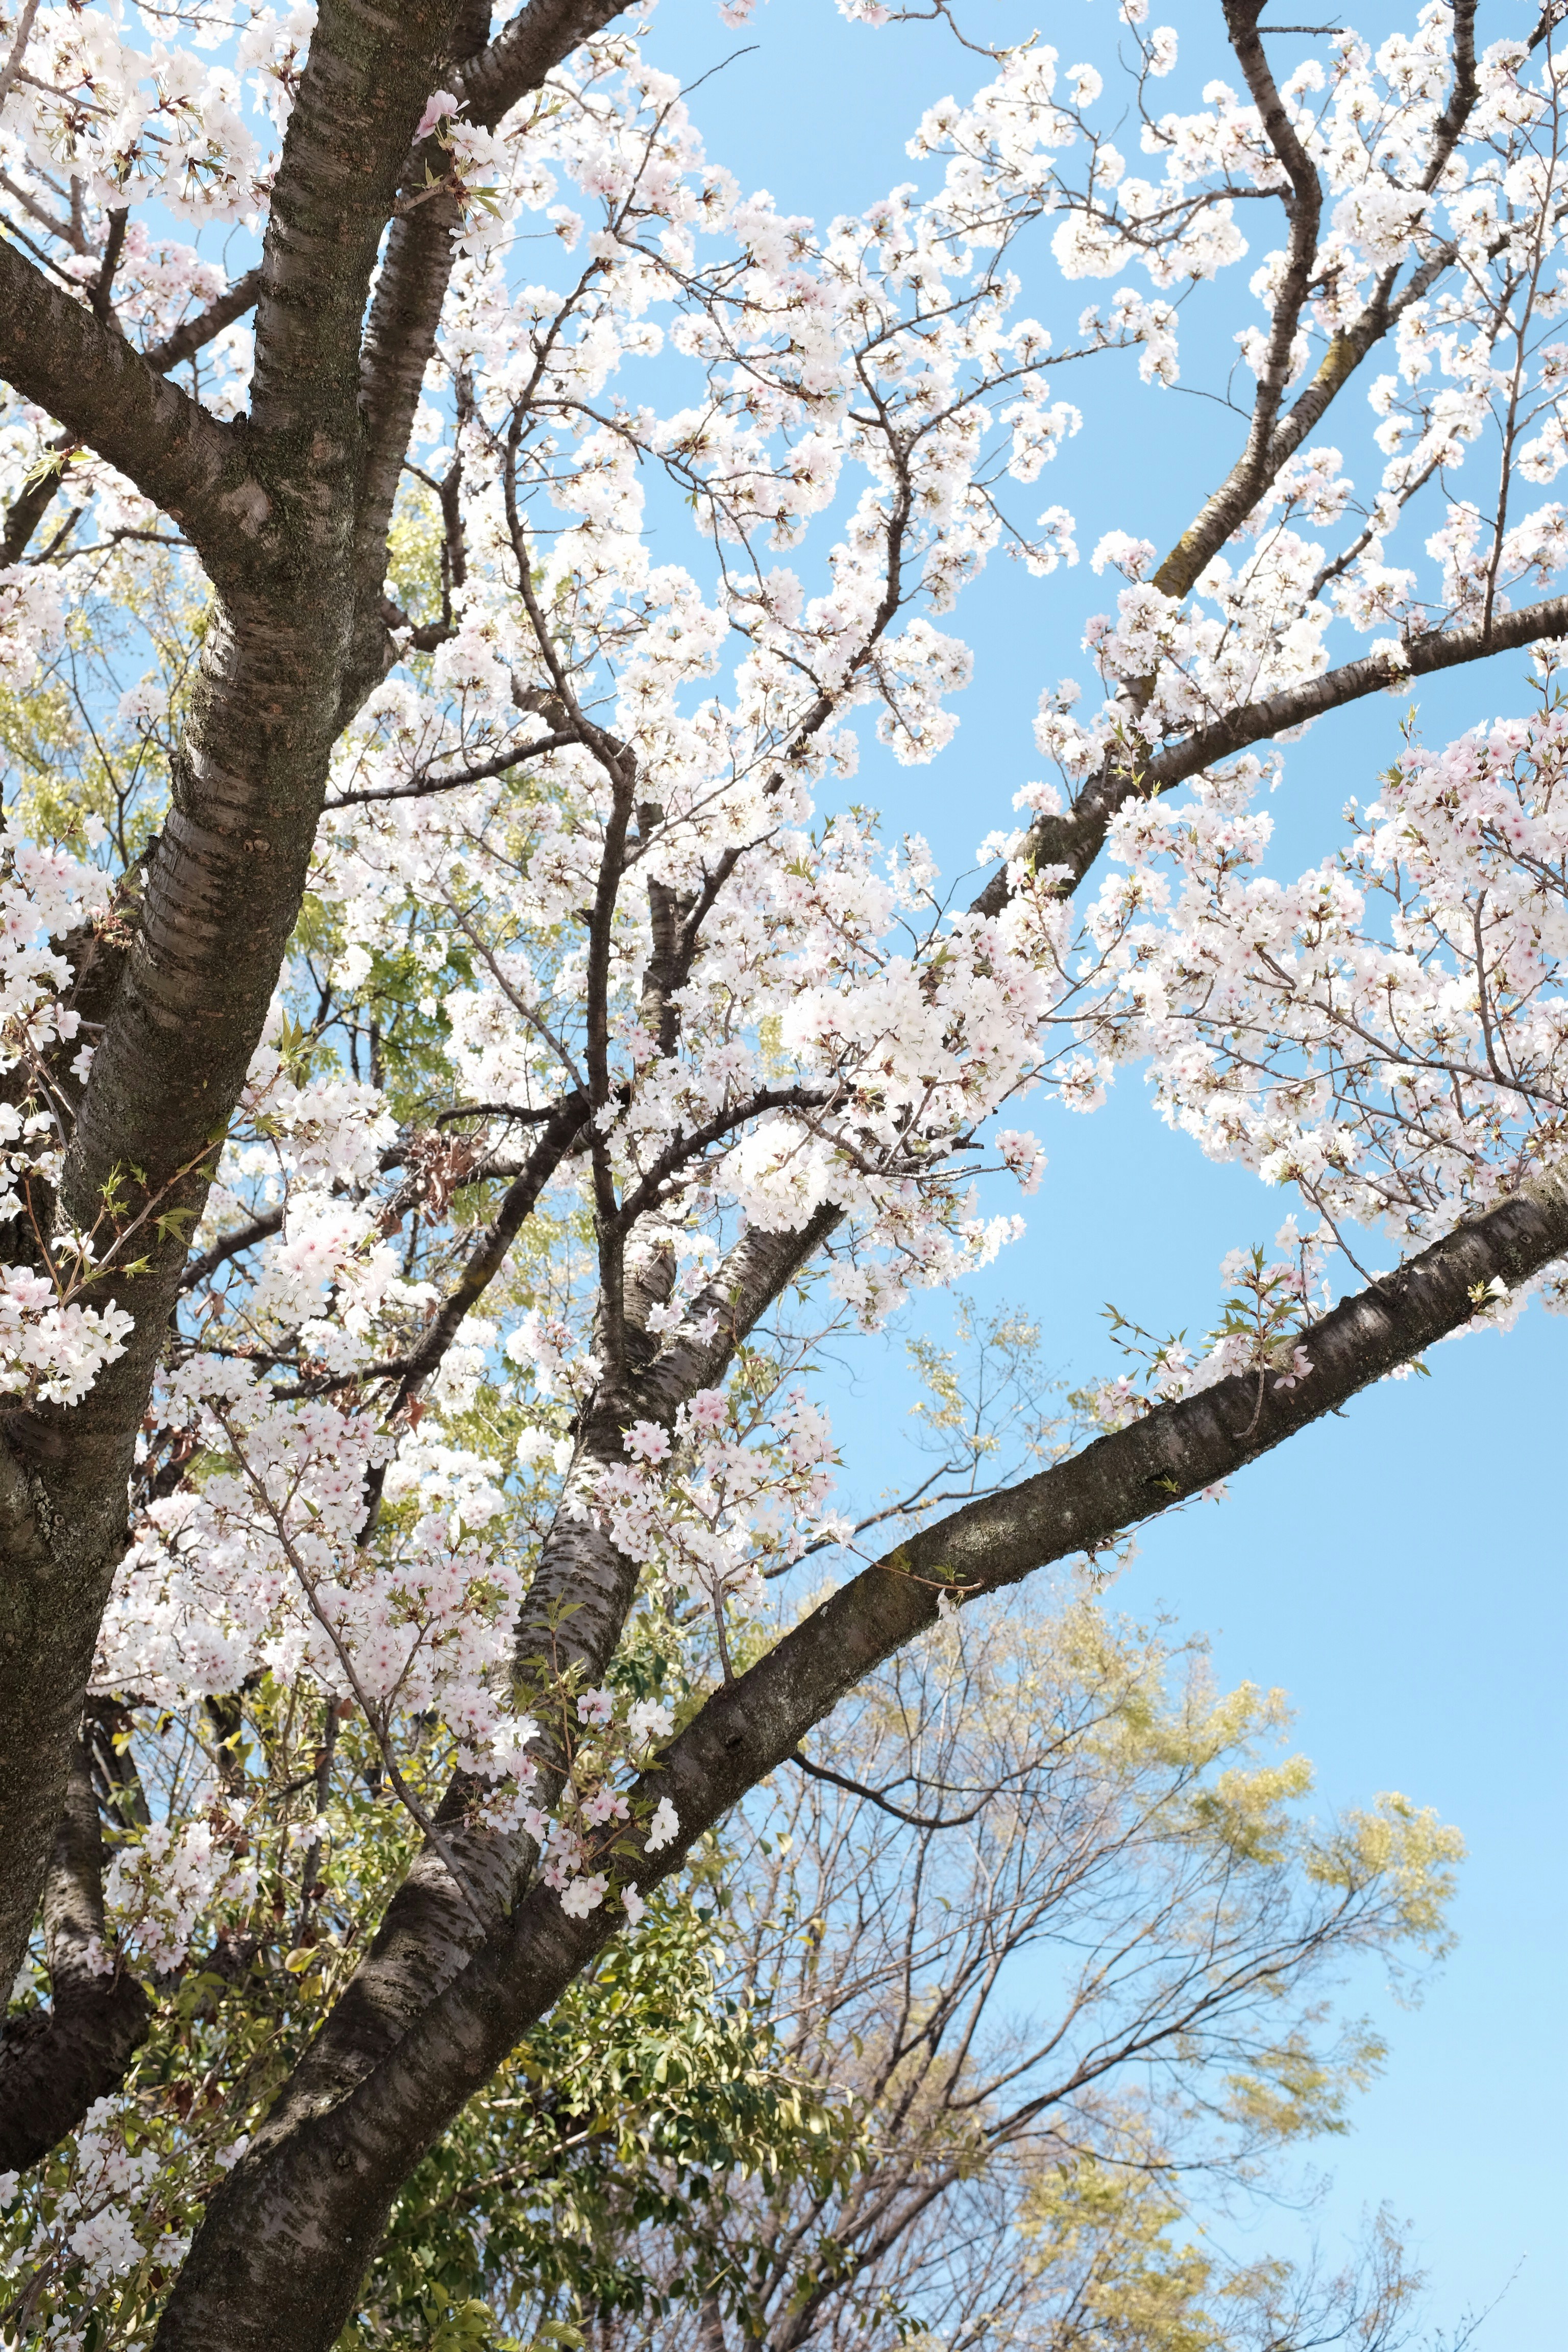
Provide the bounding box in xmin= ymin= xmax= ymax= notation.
xmin=0 ymin=0 xmax=1561 ymax=2343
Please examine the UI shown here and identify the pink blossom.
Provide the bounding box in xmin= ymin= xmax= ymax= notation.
xmin=413 ymin=89 xmax=460 ymax=141
xmin=624 ymin=1420 xmax=671 ymax=1464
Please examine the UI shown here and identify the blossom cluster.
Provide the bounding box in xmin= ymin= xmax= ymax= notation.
xmin=1057 ymin=688 xmax=1568 ymax=1308
xmin=100 ymin=1368 xmax=525 ymax=1767
xmin=0 ymin=838 xmax=131 ymax=1405
xmin=588 ymin=1386 xmax=846 ymax=1618
xmin=0 ymin=1 xmax=314 ymax=223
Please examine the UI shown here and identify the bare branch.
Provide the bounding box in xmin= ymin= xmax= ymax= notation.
xmin=179 ymin=1208 xmax=286 ymax=1295
xmin=142 ymin=267 xmax=263 ymax=376
xmin=323 ymin=731 xmax=577 ymax=810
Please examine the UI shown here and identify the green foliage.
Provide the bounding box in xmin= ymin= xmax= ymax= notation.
xmin=1021 ymin=2152 xmax=1226 ymax=2352
xmin=2 ymin=548 xmax=205 ymax=867
xmin=385 ymin=483 xmax=448 ymax=637
xmin=340 ymin=1886 xmax=857 ymax=2346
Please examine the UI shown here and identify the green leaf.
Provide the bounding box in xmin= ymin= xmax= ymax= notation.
xmin=21 ymin=444 xmax=81 ymax=491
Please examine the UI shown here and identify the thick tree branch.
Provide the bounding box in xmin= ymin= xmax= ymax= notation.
xmin=247 ymin=0 xmax=457 ymax=449
xmin=1421 ymin=0 xmax=1480 ymax=186
xmin=0 ymin=1729 xmax=150 ymax=2173
xmin=463 ymin=0 xmax=630 ymax=122
xmin=348 ymin=0 xmax=633 ymax=699
xmin=0 ymin=235 xmax=262 ymax=570
xmin=0 ymin=0 xmax=474 ymax=2026
xmin=2 ymin=267 xmax=264 ymax=566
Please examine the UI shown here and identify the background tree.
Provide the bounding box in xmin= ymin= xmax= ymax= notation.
xmin=376 ymin=1587 xmax=1458 ymax=2352
xmin=0 ymin=0 xmax=1564 ymax=2344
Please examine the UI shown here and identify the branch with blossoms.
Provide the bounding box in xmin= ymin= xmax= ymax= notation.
xmin=983 ymin=575 xmax=1568 ymax=922
xmin=154 ymin=1133 xmax=1568 ymax=2352
xmin=1074 ymin=1220 xmax=1330 ymax=1452
xmin=1051 ymin=668 xmax=1568 ymax=1276
xmin=974 ymin=13 xmax=1568 ymax=918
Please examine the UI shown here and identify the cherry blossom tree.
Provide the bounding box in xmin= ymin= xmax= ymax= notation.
xmin=2 ymin=0 xmax=1568 ymax=2342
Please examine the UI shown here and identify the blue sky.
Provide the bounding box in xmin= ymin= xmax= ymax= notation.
xmin=639 ymin=0 xmax=1566 ymax=2336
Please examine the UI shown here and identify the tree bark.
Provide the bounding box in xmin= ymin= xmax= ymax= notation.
xmin=0 ymin=1729 xmax=150 ymax=2172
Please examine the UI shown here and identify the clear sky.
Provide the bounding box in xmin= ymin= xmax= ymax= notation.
xmin=643 ymin=0 xmax=1566 ymax=2338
